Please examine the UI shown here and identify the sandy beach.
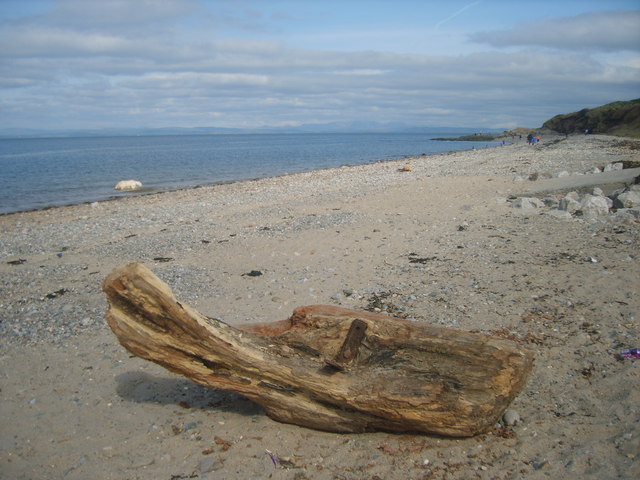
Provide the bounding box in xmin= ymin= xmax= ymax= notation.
xmin=1 ymin=134 xmax=639 ymax=479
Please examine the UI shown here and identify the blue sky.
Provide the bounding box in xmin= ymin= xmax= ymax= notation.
xmin=1 ymin=0 xmax=639 ymax=131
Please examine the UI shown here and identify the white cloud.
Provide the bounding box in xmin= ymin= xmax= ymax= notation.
xmin=0 ymin=2 xmax=638 ymax=130
xmin=0 ymin=26 xmax=130 ymax=56
xmin=122 ymin=72 xmax=270 ymax=90
xmin=47 ymin=0 xmax=197 ymax=27
xmin=330 ymin=69 xmax=389 ymax=76
xmin=471 ymin=10 xmax=640 ymax=52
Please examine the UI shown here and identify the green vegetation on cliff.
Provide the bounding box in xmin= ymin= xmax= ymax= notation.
xmin=434 ymin=99 xmax=640 ymax=141
xmin=542 ymin=99 xmax=640 ymax=137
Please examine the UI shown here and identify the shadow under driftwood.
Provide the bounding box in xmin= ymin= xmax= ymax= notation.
xmin=115 ymin=370 xmax=264 ymax=416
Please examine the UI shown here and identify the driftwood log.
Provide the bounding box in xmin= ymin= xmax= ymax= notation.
xmin=103 ymin=262 xmax=534 ymax=437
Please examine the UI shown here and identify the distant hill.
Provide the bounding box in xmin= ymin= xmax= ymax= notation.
xmin=542 ymin=99 xmax=640 ymax=137
xmin=432 ymin=133 xmax=497 ymax=141
xmin=0 ymin=123 xmax=489 ymax=138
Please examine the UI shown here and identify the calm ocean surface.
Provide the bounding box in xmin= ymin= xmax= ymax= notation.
xmin=0 ymin=132 xmax=497 ymax=215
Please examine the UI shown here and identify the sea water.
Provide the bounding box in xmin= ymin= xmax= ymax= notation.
xmin=0 ymin=132 xmax=497 ymax=215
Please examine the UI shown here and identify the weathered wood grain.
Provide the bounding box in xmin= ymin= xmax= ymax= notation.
xmin=103 ymin=262 xmax=534 ymax=436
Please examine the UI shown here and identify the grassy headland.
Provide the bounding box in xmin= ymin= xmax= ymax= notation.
xmin=435 ymin=98 xmax=640 ymax=141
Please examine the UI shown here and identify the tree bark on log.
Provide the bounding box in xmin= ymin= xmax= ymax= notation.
xmin=103 ymin=262 xmax=534 ymax=437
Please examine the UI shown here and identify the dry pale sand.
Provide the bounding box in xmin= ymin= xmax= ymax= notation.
xmin=1 ymin=134 xmax=639 ymax=480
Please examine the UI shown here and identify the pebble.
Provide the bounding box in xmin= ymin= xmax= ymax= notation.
xmin=532 ymin=459 xmax=552 ymax=471
xmin=197 ymin=456 xmax=223 ymax=473
xmin=503 ymin=409 xmax=521 ymax=426
xmin=131 ymin=457 xmax=155 ymax=469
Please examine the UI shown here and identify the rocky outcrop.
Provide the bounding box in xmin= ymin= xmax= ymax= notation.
xmin=542 ymin=99 xmax=640 ymax=137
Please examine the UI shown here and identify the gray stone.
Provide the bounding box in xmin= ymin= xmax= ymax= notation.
xmin=544 ymin=209 xmax=573 ymax=220
xmin=610 ymin=187 xmax=626 ymax=198
xmin=197 ymin=456 xmax=223 ymax=473
xmin=591 ymin=187 xmax=604 ymax=196
xmin=612 ymin=207 xmax=640 ymax=220
xmin=565 ymin=191 xmax=580 ymax=201
xmin=580 ymin=195 xmax=610 ymax=219
xmin=503 ymin=409 xmax=521 ymax=426
xmin=626 ymin=207 xmax=640 ymax=218
xmin=511 ymin=197 xmax=545 ymax=210
xmin=613 ymin=190 xmax=640 ymax=209
xmin=555 ymin=171 xmax=571 ymax=178
xmin=603 ymin=162 xmax=623 ymax=172
xmin=559 ymin=196 xmax=581 ymax=214
xmin=131 ymin=457 xmax=155 ymax=469
xmin=542 ymin=195 xmax=559 ymax=208
xmin=605 ymin=197 xmax=614 ymax=209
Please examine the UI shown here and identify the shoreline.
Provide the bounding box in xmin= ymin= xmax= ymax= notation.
xmin=0 ymin=133 xmax=627 ymax=221
xmin=1 ymin=133 xmax=639 ymax=479
xmin=0 ymin=140 xmax=503 ymax=217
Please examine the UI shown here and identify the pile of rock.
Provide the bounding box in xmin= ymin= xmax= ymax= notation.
xmin=512 ymin=162 xmax=626 ymax=184
xmin=510 ymin=182 xmax=640 ymax=222
xmin=554 ymin=161 xmax=626 ymax=178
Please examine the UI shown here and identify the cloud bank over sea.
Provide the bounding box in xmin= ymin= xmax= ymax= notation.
xmin=0 ymin=0 xmax=639 ymax=132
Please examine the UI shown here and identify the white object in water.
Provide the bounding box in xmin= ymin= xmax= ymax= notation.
xmin=114 ymin=180 xmax=142 ymax=191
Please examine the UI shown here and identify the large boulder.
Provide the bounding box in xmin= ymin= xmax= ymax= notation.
xmin=610 ymin=208 xmax=640 ymax=222
xmin=559 ymin=192 xmax=581 ymax=214
xmin=613 ymin=190 xmax=640 ymax=209
xmin=580 ymin=195 xmax=610 ymax=219
xmin=603 ymin=162 xmax=624 ymax=172
xmin=114 ymin=180 xmax=142 ymax=191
